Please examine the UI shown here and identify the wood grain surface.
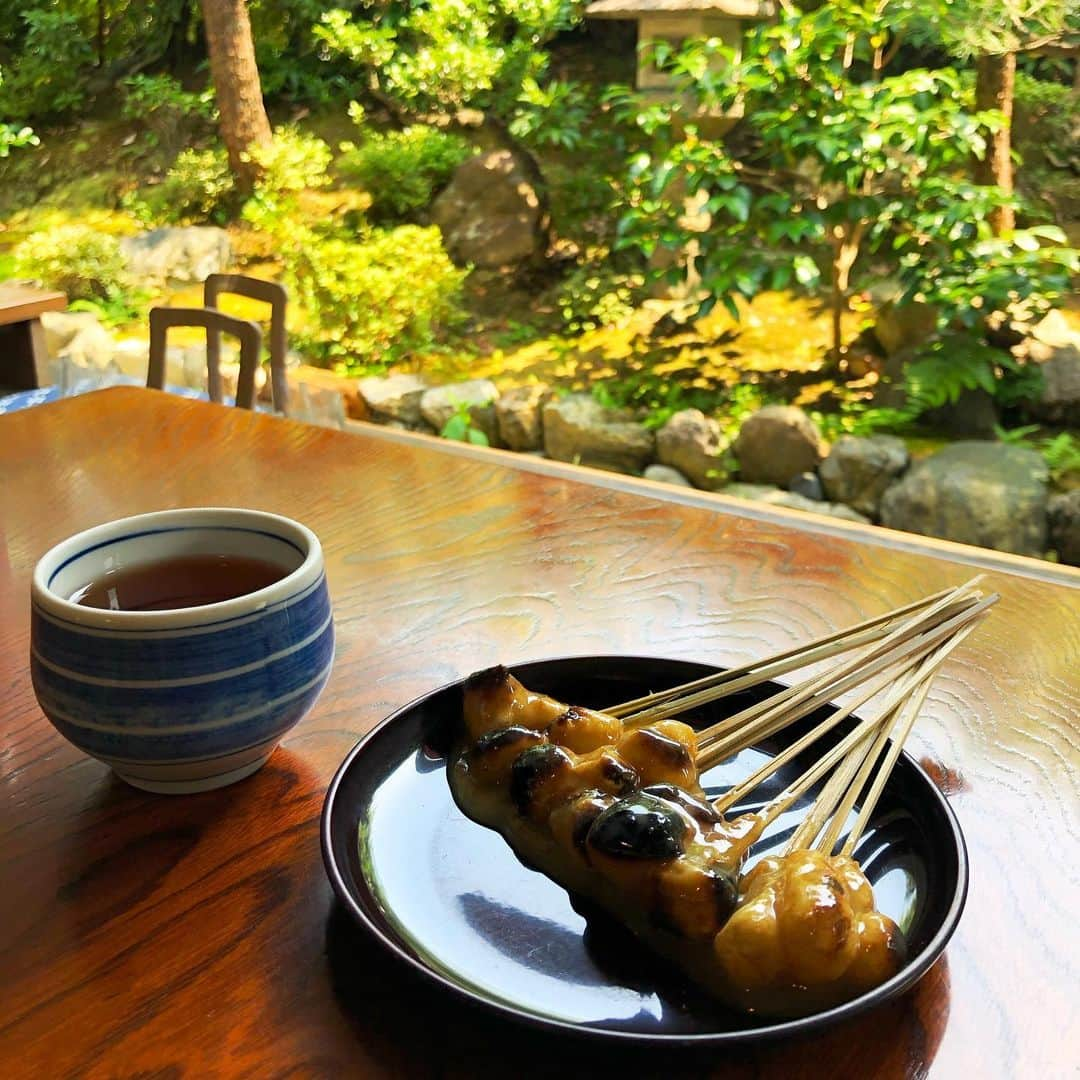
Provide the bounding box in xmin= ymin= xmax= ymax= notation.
xmin=1 ymin=387 xmax=1077 ymax=1079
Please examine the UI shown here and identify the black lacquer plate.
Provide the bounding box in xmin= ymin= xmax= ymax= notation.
xmin=321 ymin=656 xmax=968 ymax=1046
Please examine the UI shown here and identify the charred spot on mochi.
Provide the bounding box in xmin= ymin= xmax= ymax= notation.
xmin=464 ymin=664 xmax=512 ymax=694
xmin=709 ymin=863 xmax=739 ymax=920
xmin=568 ymin=791 xmax=617 ymax=852
xmin=548 ymin=706 xmax=582 ymax=731
xmin=642 ymin=783 xmax=721 ymax=825
xmin=587 ymin=792 xmax=688 ymax=860
xmin=631 ymin=729 xmax=693 ymax=768
xmin=471 ymin=725 xmax=545 ymax=759
xmin=601 ymin=755 xmax=638 ymax=794
xmin=509 ymin=743 xmax=573 ymax=814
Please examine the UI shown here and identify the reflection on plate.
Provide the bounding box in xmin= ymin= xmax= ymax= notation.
xmin=322 ymin=656 xmax=967 ymax=1046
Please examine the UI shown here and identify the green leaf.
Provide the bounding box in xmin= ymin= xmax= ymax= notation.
xmin=794 ymin=255 xmax=820 ymax=286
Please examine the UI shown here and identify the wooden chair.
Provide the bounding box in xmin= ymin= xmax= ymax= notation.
xmin=147 ymin=307 xmax=262 ymax=409
xmin=204 ymin=274 xmax=289 ymax=415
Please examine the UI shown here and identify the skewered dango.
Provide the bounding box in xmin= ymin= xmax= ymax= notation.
xmin=712 ymin=850 xmax=905 ymax=1016
xmin=452 ymin=666 xmax=758 ymax=951
xmin=449 ymin=580 xmax=992 ymax=1019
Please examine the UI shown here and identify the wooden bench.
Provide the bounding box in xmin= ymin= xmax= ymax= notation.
xmin=0 ymin=284 xmax=67 ymax=392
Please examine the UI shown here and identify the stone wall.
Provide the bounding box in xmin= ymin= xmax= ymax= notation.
xmin=345 ymin=373 xmax=1079 ymax=567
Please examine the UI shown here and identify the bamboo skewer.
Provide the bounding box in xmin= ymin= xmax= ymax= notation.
xmin=609 ymin=578 xmax=983 ymax=724
xmin=730 ymin=626 xmax=973 ymax=843
xmin=816 ymin=627 xmax=972 ymax=858
xmin=607 ymin=586 xmax=962 ymax=721
xmin=794 ymin=625 xmax=974 ymax=857
xmin=695 ymin=592 xmax=996 ymax=770
xmin=694 ymin=584 xmax=987 ymax=754
xmin=839 ymin=653 xmax=953 ymax=859
xmin=710 ymin=663 xmax=904 ymax=815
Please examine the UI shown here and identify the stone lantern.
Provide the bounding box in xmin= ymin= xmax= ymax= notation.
xmin=586 ymin=0 xmax=773 ymax=127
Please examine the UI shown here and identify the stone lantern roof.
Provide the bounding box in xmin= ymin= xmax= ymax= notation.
xmin=586 ymin=0 xmax=773 ymax=17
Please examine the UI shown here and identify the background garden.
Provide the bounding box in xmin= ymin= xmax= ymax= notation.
xmin=1 ymin=0 xmax=1079 ymax=559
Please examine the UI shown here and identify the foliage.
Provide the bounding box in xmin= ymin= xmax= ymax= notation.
xmin=614 ymin=0 xmax=1079 ymax=400
xmin=283 ymin=224 xmax=468 ymax=368
xmin=121 ymin=74 xmax=216 ymax=148
xmin=231 ymin=124 xmax=466 ymax=368
xmin=902 ymin=335 xmax=1044 ymax=409
xmin=0 ymin=122 xmax=37 ymax=158
xmin=440 ymin=399 xmax=491 ymax=445
xmin=243 ymin=128 xmax=332 ymax=208
xmin=894 ymin=220 xmax=1078 ymax=337
xmin=908 ymin=0 xmax=1079 ymax=57
xmin=591 ymin=370 xmax=765 ymax=432
xmin=510 ymin=78 xmax=596 ymax=151
xmin=12 ymin=223 xmax=130 ymax=302
xmin=557 ymin=259 xmax=645 ymax=333
xmin=997 ymin=426 xmax=1080 ymax=484
xmin=68 ymin=292 xmax=148 ymax=328
xmin=338 ymin=114 xmax=472 ymax=219
xmin=0 ymin=10 xmax=95 ymax=119
xmin=248 ymin=0 xmax=365 ymax=103
xmin=315 ymin=1 xmax=586 ymax=120
xmin=127 ymin=146 xmax=236 ymax=225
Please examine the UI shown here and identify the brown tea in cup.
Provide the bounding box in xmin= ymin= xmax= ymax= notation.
xmin=69 ymin=554 xmax=287 ymax=612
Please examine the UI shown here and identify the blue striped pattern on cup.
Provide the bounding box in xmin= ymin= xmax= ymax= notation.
xmin=31 ymin=578 xmax=333 ymax=762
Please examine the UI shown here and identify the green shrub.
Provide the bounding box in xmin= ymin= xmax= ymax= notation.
xmin=0 ymin=11 xmax=94 ymax=119
xmin=557 ymin=261 xmax=645 ymax=333
xmin=121 ymin=74 xmax=216 ymax=149
xmin=247 ymin=128 xmax=333 ymax=198
xmin=338 ymin=123 xmax=471 ymax=218
xmin=127 ymin=146 xmax=235 ymax=225
xmin=0 ymin=122 xmax=37 ymax=158
xmin=285 ymin=224 xmax=468 ymax=367
xmin=13 ymin=224 xmax=130 ymax=301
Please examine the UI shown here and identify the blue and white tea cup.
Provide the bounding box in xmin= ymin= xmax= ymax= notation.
xmin=31 ymin=508 xmax=334 ymax=794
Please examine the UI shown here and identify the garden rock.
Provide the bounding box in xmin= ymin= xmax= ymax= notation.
xmin=41 ymin=311 xmax=110 ymax=361
xmin=421 ymin=380 xmax=500 ymax=445
xmin=788 ymin=471 xmax=824 ymax=501
xmin=644 ymin=464 xmax=692 ymax=487
xmin=287 ymin=365 xmax=367 ymax=420
xmin=543 ymin=394 xmax=655 ymax=475
xmin=496 ymin=384 xmax=550 ymax=451
xmin=111 ymin=338 xmax=149 ymax=378
xmin=879 ymin=442 xmax=1048 ymax=556
xmin=733 ymin=406 xmax=826 ymax=487
xmin=820 ymin=435 xmax=909 ymax=519
xmin=1048 ymin=491 xmax=1080 ymax=567
xmin=925 ymin=387 xmax=999 ymax=439
xmin=358 ymin=374 xmax=429 ymax=426
xmin=874 ymin=299 xmax=937 ymax=356
xmin=431 ymin=150 xmax=546 ymax=268
xmin=721 ymin=483 xmax=871 ymax=524
xmin=119 ymin=226 xmax=231 ymax=284
xmin=1030 ymin=344 xmax=1080 ymax=427
xmin=655 ymin=409 xmax=728 ymax=491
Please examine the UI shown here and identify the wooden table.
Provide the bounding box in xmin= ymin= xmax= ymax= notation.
xmin=0 ymin=284 xmax=66 ymax=391
xmin=1 ymin=387 xmax=1077 ymax=1079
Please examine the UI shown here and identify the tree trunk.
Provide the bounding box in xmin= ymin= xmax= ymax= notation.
xmin=975 ymin=51 xmax=1016 ymax=234
xmin=830 ymin=224 xmax=862 ymax=367
xmin=96 ymin=0 xmax=107 ymax=67
xmin=199 ymin=0 xmax=272 ymax=192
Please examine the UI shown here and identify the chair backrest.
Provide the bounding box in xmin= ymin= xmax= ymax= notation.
xmin=205 ymin=274 xmax=289 ymax=415
xmin=147 ymin=307 xmax=263 ymax=409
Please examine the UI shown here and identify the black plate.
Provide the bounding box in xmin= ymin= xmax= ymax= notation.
xmin=321 ymin=656 xmax=968 ymax=1046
